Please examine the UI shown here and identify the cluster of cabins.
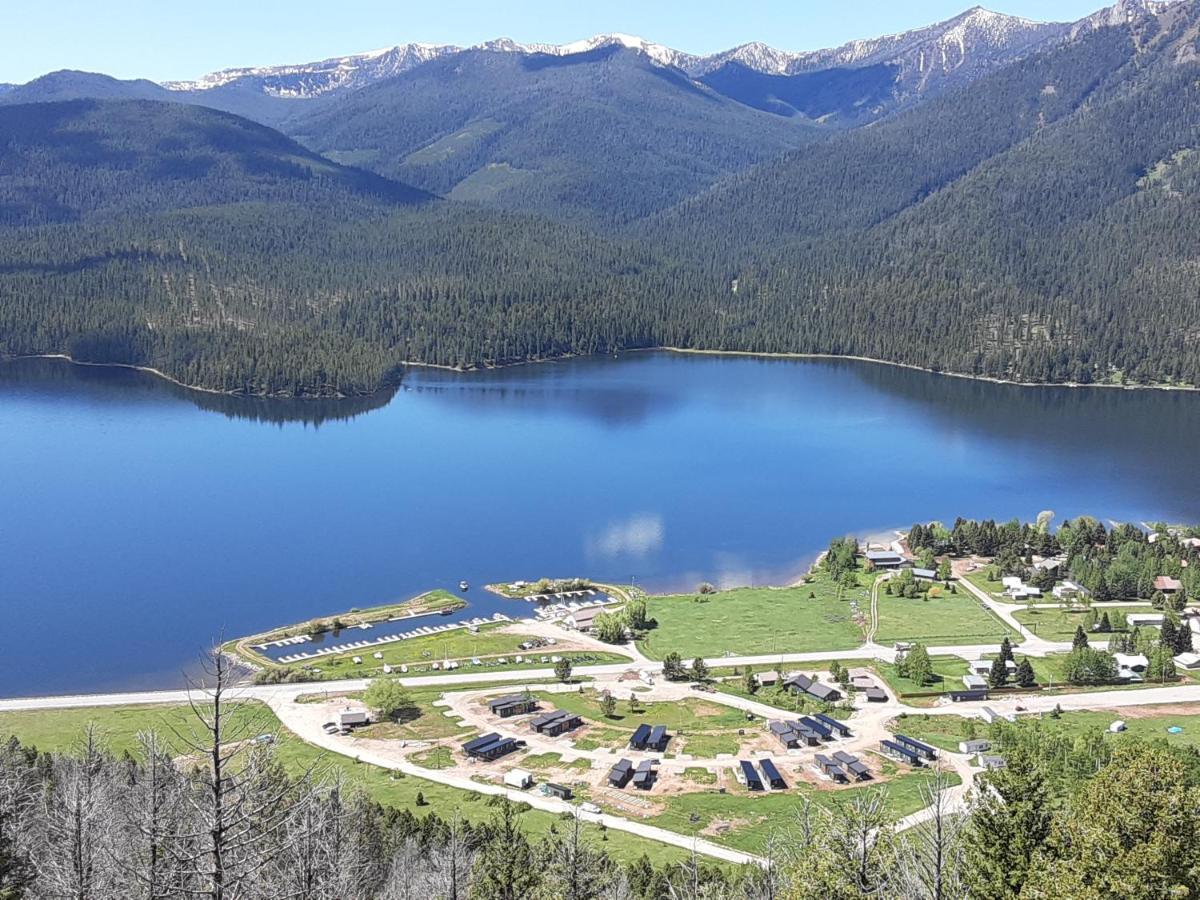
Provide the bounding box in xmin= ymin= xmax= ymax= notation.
xmin=486 ymin=695 xmax=584 ymax=735
xmin=628 ymin=723 xmax=671 ymax=752
xmin=814 ymin=751 xmax=871 ymax=783
xmin=737 ymin=758 xmax=787 ymax=791
xmin=880 ymin=733 xmax=938 ymax=766
xmin=608 ymin=757 xmax=658 ymax=790
xmin=768 ymin=712 xmax=852 ymax=749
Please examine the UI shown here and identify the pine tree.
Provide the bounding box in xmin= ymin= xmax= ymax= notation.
xmin=1072 ymin=625 xmax=1089 ymax=650
xmin=988 ymin=656 xmax=1010 ymax=689
xmin=471 ymin=801 xmax=541 ymax=900
xmin=1015 ymin=658 xmax=1036 ymax=688
xmin=999 ymin=637 xmax=1014 ymax=663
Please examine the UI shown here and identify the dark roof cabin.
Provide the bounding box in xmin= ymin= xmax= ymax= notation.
xmin=758 ymin=758 xmax=786 ymax=790
xmin=530 ymin=710 xmax=583 ymax=736
xmin=865 ymin=686 xmax=888 ymax=702
xmin=739 ymin=760 xmax=764 ymax=791
xmin=894 ymin=734 xmax=938 ymax=760
xmin=462 ymin=733 xmax=521 ymax=761
xmin=629 ymin=724 xmax=652 ymax=750
xmin=833 ymin=751 xmax=871 ymax=781
xmin=798 ymin=716 xmax=832 ymax=740
xmin=632 ymin=759 xmax=658 ymax=790
xmin=815 ymin=713 xmax=851 ymax=737
xmin=647 ymin=725 xmax=670 ymax=752
xmin=880 ymin=739 xmax=923 ymax=766
xmin=815 ymin=753 xmax=848 ymax=783
xmin=488 ymin=694 xmax=537 ymax=718
xmin=608 ymin=759 xmax=633 ymax=788
xmin=545 ymin=782 xmax=573 ymax=800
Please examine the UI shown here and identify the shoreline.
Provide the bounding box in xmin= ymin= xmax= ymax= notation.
xmin=8 ymin=345 xmax=1200 ymax=404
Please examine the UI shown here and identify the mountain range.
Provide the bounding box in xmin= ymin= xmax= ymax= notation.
xmin=0 ymin=0 xmax=1197 ymax=395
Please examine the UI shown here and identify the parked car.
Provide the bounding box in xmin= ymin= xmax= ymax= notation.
xmin=322 ymin=723 xmax=339 ymax=734
xmin=580 ymin=802 xmax=601 ymax=814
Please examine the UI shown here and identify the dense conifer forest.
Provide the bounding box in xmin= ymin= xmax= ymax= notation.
xmin=0 ymin=4 xmax=1198 ymax=395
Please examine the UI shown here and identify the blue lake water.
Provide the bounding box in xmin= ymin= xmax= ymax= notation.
xmin=2 ymin=352 xmax=1199 ymax=696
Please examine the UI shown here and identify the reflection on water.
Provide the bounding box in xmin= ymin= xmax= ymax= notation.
xmin=3 ymin=351 xmax=1200 ymax=696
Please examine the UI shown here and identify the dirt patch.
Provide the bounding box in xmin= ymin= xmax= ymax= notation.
xmin=1105 ymin=703 xmax=1200 ymax=719
xmin=701 ymin=816 xmax=754 ymax=838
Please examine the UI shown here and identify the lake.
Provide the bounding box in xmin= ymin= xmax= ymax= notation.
xmin=2 ymin=352 xmax=1199 ymax=697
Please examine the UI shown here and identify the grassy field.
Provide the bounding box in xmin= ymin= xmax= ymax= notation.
xmin=1011 ymin=607 xmax=1140 ymax=641
xmin=532 ymin=690 xmax=755 ymax=736
xmin=875 ymin=656 xmax=972 ymax=700
xmin=0 ymin=702 xmax=692 ymax=866
xmin=643 ymin=768 xmax=956 ymax=854
xmin=637 ymin=575 xmax=868 ymax=660
xmin=896 ymin=707 xmax=1200 ymax=752
xmin=873 ymin=588 xmax=1018 ymax=646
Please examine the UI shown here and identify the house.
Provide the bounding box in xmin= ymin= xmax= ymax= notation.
xmin=530 ymin=709 xmax=583 ymax=737
xmin=1109 ymin=720 xmax=1127 ymax=733
xmin=894 ymin=734 xmax=938 ymax=760
xmin=1115 ymin=653 xmax=1149 ymax=681
xmin=488 ymin=694 xmax=537 ymax=718
xmin=337 ymin=709 xmax=370 ymax=729
xmin=543 ymin=782 xmax=572 ymax=800
xmin=1053 ymin=580 xmax=1090 ymax=601
xmin=970 ymin=659 xmax=1015 ymax=676
xmin=564 ymin=606 xmax=606 ymax=632
xmin=1155 ymin=576 xmax=1183 ymax=594
xmin=783 ymin=673 xmax=842 ymax=703
xmin=738 ymin=760 xmax=765 ymax=791
xmin=632 ymin=760 xmax=658 ymax=790
xmin=504 ymin=769 xmax=533 ymax=789
xmin=757 ymin=670 xmax=780 ymax=687
xmin=865 ymin=686 xmax=888 ymax=703
xmin=866 ymin=550 xmax=907 ymax=568
xmin=959 ymin=739 xmax=991 ymax=754
xmin=758 ymin=758 xmax=787 ymax=790
xmin=1032 ymin=557 xmax=1065 ymax=575
xmin=833 ymin=751 xmax=871 ymax=781
xmin=1126 ymin=612 xmax=1165 ymax=628
xmin=911 ymin=568 xmax=938 ymax=580
xmin=608 ymin=759 xmax=633 ymax=788
xmin=963 ymin=674 xmax=988 ymax=691
xmin=979 ymin=755 xmax=1007 ymax=770
xmin=1174 ymin=652 xmax=1200 ymax=670
xmin=463 ymin=733 xmax=521 ymax=761
xmin=814 ymin=754 xmax=848 ymax=783
xmin=980 ymin=707 xmax=1000 ymax=724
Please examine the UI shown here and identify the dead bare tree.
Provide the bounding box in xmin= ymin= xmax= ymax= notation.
xmin=165 ymin=647 xmax=316 ymax=900
xmin=379 ymin=837 xmax=433 ymax=900
xmin=111 ymin=730 xmax=193 ymax=900
xmin=33 ymin=724 xmax=121 ymax=899
xmin=894 ymin=769 xmax=968 ymax=900
xmin=419 ymin=810 xmax=474 ymax=900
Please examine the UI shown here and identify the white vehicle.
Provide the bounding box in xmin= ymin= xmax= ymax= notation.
xmin=579 ymin=802 xmax=601 ymax=814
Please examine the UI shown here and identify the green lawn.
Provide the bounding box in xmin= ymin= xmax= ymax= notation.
xmin=532 ymin=690 xmax=754 ymax=735
xmin=637 ymin=576 xmax=868 ymax=660
xmin=0 ymin=702 xmax=691 ymax=866
xmin=643 ymin=768 xmax=957 ymax=854
xmin=874 ymin=589 xmax=1018 ymax=646
xmin=896 ymin=708 xmax=1200 ymax=752
xmin=1012 ymin=608 xmax=1138 ymax=641
xmin=875 ymin=657 xmax=971 ymax=700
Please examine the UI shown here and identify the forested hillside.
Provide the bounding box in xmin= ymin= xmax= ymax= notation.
xmin=0 ymin=5 xmax=1198 ymax=395
xmin=649 ymin=5 xmax=1200 ymax=385
xmin=285 ymin=45 xmax=817 ymax=225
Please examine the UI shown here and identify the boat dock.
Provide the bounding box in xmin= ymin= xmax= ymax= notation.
xmin=256 ymin=612 xmax=513 ymax=664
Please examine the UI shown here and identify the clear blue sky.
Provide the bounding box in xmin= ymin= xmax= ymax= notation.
xmin=3 ymin=0 xmax=1112 ymax=84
